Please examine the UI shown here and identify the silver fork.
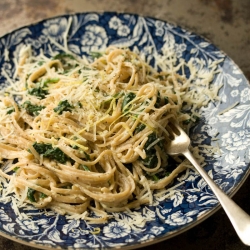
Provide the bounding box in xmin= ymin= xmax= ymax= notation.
xmin=165 ymin=120 xmax=250 ymax=246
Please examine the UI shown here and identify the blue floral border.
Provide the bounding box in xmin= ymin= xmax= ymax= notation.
xmin=0 ymin=12 xmax=249 ymax=249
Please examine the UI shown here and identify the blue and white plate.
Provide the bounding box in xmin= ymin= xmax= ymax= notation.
xmin=0 ymin=12 xmax=249 ymax=249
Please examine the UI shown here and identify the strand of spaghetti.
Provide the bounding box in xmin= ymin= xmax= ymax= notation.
xmin=48 ymin=201 xmax=90 ymax=215
xmin=27 ymin=60 xmax=63 ymax=88
xmin=14 ymin=177 xmax=52 ymax=196
xmin=20 ymin=164 xmax=59 ymax=184
xmin=2 ymin=134 xmax=31 ymax=149
xmin=101 ymin=199 xmax=148 ymax=212
xmin=150 ymin=164 xmax=187 ymax=189
xmin=139 ymin=149 xmax=162 ymax=173
xmin=77 ymin=173 xmax=135 ymax=203
xmin=57 ymin=140 xmax=112 ymax=166
xmin=0 ymin=143 xmax=31 ymax=159
xmin=42 ymin=159 xmax=116 ymax=185
xmin=11 ymin=115 xmax=32 ymax=140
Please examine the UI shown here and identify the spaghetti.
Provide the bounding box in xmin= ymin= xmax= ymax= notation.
xmin=0 ymin=46 xmax=221 ymax=222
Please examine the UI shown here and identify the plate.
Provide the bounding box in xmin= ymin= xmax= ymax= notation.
xmin=0 ymin=12 xmax=249 ymax=249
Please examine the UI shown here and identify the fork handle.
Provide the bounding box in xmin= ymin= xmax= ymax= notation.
xmin=183 ymin=149 xmax=250 ymax=246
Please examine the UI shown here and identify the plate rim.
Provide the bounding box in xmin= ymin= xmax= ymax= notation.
xmin=0 ymin=11 xmax=249 ymax=250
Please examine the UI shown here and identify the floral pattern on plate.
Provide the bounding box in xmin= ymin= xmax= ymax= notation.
xmin=0 ymin=12 xmax=249 ymax=249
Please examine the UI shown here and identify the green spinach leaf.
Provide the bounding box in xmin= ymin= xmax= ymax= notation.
xmin=27 ymin=188 xmax=36 ymax=202
xmin=134 ymin=123 xmax=146 ymax=135
xmin=89 ymin=51 xmax=103 ymax=59
xmin=54 ymin=100 xmax=73 ymax=115
xmin=22 ymin=101 xmax=45 ymax=116
xmin=33 ymin=142 xmax=69 ymax=164
xmin=53 ymin=53 xmax=75 ymax=61
xmin=122 ymin=92 xmax=136 ymax=112
xmin=6 ymin=106 xmax=15 ymax=114
xmin=28 ymin=86 xmax=48 ymax=99
xmin=79 ymin=165 xmax=90 ymax=171
xmin=141 ymin=154 xmax=158 ymax=169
